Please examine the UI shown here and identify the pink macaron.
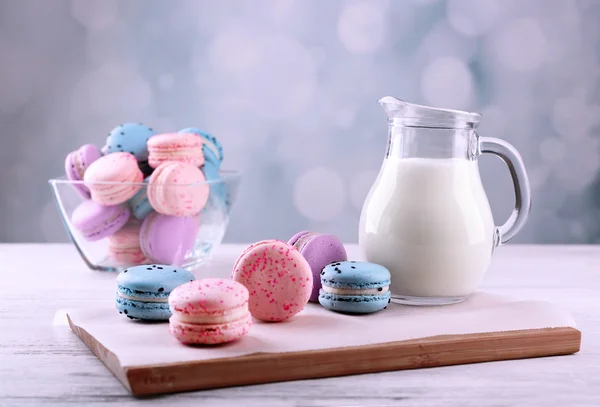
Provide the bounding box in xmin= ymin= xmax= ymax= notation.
xmin=84 ymin=152 xmax=144 ymax=205
xmin=71 ymin=200 xmax=130 ymax=241
xmin=169 ymin=278 xmax=252 ymax=345
xmin=147 ymin=161 xmax=209 ymax=217
xmin=139 ymin=212 xmax=199 ymax=266
xmin=232 ymin=240 xmax=313 ymax=322
xmin=108 ymin=219 xmax=146 ymax=265
xmin=147 ymin=133 xmax=205 ymax=169
xmin=64 ymin=144 xmax=103 ymax=198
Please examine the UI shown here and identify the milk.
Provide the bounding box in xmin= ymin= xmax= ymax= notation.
xmin=359 ymin=157 xmax=495 ymax=299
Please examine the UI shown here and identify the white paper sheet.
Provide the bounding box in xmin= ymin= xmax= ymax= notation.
xmin=65 ymin=292 xmax=576 ymax=368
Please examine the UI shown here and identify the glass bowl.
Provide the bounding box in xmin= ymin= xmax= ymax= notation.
xmin=49 ymin=170 xmax=241 ymax=272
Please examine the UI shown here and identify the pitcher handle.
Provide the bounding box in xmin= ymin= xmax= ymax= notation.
xmin=479 ymin=136 xmax=532 ymax=245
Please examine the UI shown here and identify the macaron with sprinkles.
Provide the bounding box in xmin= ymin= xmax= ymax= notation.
xmin=147 ymin=132 xmax=204 ymax=169
xmin=169 ymin=278 xmax=252 ymax=345
xmin=319 ymin=261 xmax=391 ymax=314
xmin=147 ymin=161 xmax=209 ymax=217
xmin=232 ymin=240 xmax=313 ymax=322
xmin=115 ymin=264 xmax=196 ymax=321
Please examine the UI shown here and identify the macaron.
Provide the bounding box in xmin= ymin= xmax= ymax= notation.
xmin=102 ymin=123 xmax=156 ymax=161
xmin=140 ymin=212 xmax=199 ymax=266
xmin=116 ymin=264 xmax=196 ymax=321
xmin=129 ymin=177 xmax=153 ymax=220
xmin=71 ymin=200 xmax=130 ymax=241
xmin=147 ymin=161 xmax=209 ymax=217
xmin=108 ymin=219 xmax=146 ymax=265
xmin=288 ymin=231 xmax=348 ymax=302
xmin=64 ymin=144 xmax=103 ymax=198
xmin=84 ymin=152 xmax=144 ymax=205
xmin=178 ymin=128 xmax=224 ymax=169
xmin=169 ymin=278 xmax=251 ymax=345
xmin=319 ymin=261 xmax=391 ymax=314
xmin=147 ymin=133 xmax=204 ymax=169
xmin=232 ymin=240 xmax=312 ymax=322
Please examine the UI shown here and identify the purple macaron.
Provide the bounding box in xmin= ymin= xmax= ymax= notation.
xmin=140 ymin=212 xmax=199 ymax=266
xmin=71 ymin=200 xmax=131 ymax=241
xmin=288 ymin=231 xmax=348 ymax=302
xmin=65 ymin=144 xmax=103 ymax=198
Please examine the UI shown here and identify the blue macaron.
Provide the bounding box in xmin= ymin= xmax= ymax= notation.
xmin=103 ymin=123 xmax=156 ymax=161
xmin=179 ymin=127 xmax=223 ymax=169
xmin=115 ymin=264 xmax=196 ymax=321
xmin=129 ymin=177 xmax=153 ymax=220
xmin=319 ymin=261 xmax=391 ymax=314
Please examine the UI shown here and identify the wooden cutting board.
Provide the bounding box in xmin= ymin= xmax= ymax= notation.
xmin=66 ymin=293 xmax=581 ymax=396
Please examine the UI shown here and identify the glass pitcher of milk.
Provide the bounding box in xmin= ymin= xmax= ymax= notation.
xmin=359 ymin=96 xmax=531 ymax=306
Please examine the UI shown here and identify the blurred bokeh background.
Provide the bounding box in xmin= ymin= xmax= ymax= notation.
xmin=0 ymin=0 xmax=598 ymax=243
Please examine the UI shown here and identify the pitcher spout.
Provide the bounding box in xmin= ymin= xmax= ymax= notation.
xmin=378 ymin=96 xmax=406 ymax=120
xmin=377 ymin=96 xmax=481 ymax=129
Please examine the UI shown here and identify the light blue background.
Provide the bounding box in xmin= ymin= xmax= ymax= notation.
xmin=0 ymin=0 xmax=598 ymax=243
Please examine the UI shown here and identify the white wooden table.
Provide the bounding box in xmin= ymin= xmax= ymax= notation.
xmin=0 ymin=244 xmax=599 ymax=406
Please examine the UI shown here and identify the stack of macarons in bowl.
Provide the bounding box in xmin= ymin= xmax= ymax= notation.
xmin=49 ymin=123 xmax=241 ymax=272
xmin=111 ymin=230 xmax=392 ymax=348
